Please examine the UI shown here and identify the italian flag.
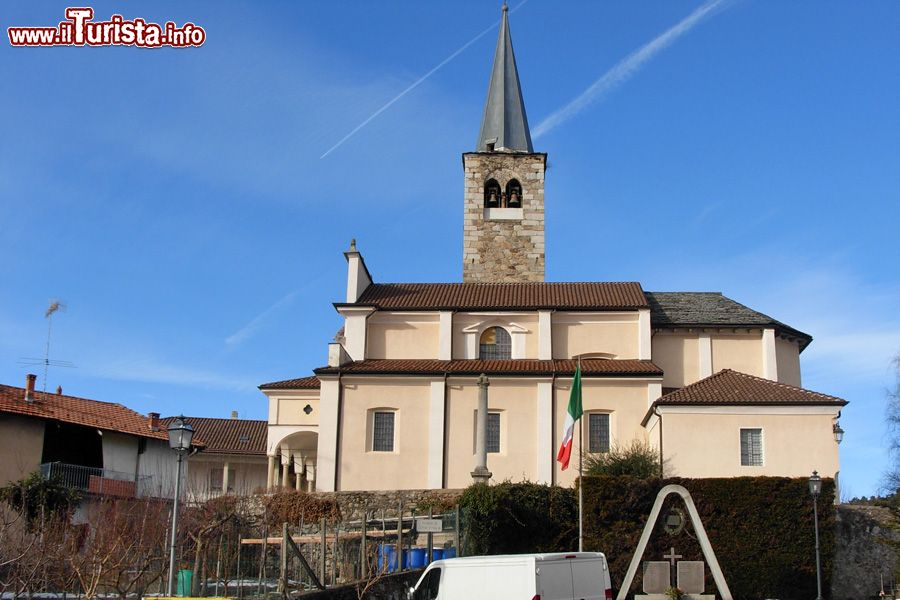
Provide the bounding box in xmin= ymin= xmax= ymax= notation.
xmin=556 ymin=361 xmax=583 ymax=470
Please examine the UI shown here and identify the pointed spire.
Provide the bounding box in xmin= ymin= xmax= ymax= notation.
xmin=475 ymin=3 xmax=534 ymax=153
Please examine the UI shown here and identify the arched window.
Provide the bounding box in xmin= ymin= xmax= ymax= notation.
xmin=479 ymin=327 xmax=511 ymax=359
xmin=484 ymin=179 xmax=501 ymax=208
xmin=505 ymin=179 xmax=522 ymax=208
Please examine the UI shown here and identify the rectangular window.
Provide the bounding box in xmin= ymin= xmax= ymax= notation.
xmin=373 ymin=411 xmax=395 ymax=452
xmin=740 ymin=428 xmax=763 ymax=466
xmin=209 ymin=468 xmax=235 ymax=492
xmin=588 ymin=413 xmax=610 ymax=453
xmin=486 ymin=412 xmax=501 ymax=453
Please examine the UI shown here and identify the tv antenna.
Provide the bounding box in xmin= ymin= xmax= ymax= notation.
xmin=17 ymin=300 xmax=76 ymax=393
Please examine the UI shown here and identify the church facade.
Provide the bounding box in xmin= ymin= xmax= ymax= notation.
xmin=260 ymin=7 xmax=846 ymax=493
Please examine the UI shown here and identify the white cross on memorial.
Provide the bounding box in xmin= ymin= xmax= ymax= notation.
xmin=663 ymin=547 xmax=682 ymax=587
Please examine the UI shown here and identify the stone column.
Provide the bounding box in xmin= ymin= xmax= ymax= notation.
xmin=266 ymin=455 xmax=276 ymax=492
xmin=222 ymin=462 xmax=231 ymax=496
xmin=307 ymin=464 xmax=317 ymax=493
xmin=471 ymin=374 xmax=492 ymax=484
xmin=281 ymin=453 xmax=291 ymax=489
xmin=294 ymin=455 xmax=304 ymax=491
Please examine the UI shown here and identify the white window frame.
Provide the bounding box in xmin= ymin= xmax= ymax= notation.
xmin=486 ymin=411 xmax=501 ymax=454
xmin=739 ymin=427 xmax=764 ymax=467
xmin=368 ymin=408 xmax=398 ymax=453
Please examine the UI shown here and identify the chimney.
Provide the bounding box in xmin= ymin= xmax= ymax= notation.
xmin=24 ymin=374 xmax=36 ymax=403
xmin=148 ymin=412 xmax=160 ymax=432
xmin=56 ymin=385 xmax=62 ymax=395
xmin=231 ymin=410 xmax=238 ymax=420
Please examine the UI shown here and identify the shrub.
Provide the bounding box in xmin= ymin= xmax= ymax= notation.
xmin=583 ymin=439 xmax=660 ymax=478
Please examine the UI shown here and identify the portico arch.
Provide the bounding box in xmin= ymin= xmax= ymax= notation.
xmin=266 ymin=428 xmax=318 ymax=492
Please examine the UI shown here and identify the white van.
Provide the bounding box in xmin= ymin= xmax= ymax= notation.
xmin=408 ymin=552 xmax=613 ymax=600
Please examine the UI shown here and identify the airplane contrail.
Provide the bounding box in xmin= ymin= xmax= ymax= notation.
xmin=533 ymin=0 xmax=733 ymax=139
xmin=320 ymin=1 xmax=530 ymax=159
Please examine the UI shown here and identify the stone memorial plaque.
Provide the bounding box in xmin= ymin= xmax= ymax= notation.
xmin=677 ymin=561 xmax=705 ymax=594
xmin=642 ymin=561 xmax=670 ymax=594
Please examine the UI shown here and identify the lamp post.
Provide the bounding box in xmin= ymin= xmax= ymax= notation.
xmin=167 ymin=416 xmax=194 ymax=597
xmin=809 ymin=470 xmax=823 ymax=600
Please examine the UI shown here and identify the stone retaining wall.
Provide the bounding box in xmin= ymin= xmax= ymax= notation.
xmin=832 ymin=504 xmax=899 ymax=600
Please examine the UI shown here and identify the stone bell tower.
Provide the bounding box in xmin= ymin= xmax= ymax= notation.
xmin=462 ymin=4 xmax=546 ymax=283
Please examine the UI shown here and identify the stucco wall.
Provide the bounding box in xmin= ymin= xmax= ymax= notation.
xmin=552 ymin=313 xmax=639 ymax=359
xmin=775 ymin=337 xmax=802 ymax=386
xmin=450 ymin=312 xmax=538 ymax=359
xmin=101 ymin=431 xmax=139 ymax=476
xmin=660 ymin=408 xmax=840 ymax=478
xmin=338 ymin=380 xmax=432 ymax=491
xmin=0 ymin=414 xmax=44 ymax=483
xmin=651 ymin=332 xmax=700 ymax=388
xmin=445 ymin=379 xmax=538 ymax=488
xmin=367 ymin=315 xmax=440 ymax=359
xmin=272 ymin=392 xmax=320 ymax=427
xmin=136 ymin=438 xmax=183 ymax=498
xmin=711 ymin=333 xmax=763 ymax=377
xmin=554 ymin=379 xmax=651 ymax=487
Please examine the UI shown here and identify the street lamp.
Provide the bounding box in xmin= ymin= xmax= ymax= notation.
xmin=833 ymin=422 xmax=845 ymax=444
xmin=809 ymin=470 xmax=823 ymax=600
xmin=167 ymin=416 xmax=194 ymax=597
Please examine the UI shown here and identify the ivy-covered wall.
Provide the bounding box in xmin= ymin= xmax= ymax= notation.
xmin=460 ymin=476 xmax=835 ymax=600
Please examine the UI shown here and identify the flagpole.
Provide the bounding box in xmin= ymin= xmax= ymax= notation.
xmin=578 ymin=356 xmax=583 ymax=553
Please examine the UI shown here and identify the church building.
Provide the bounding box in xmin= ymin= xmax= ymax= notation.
xmin=260 ymin=7 xmax=846 ymax=493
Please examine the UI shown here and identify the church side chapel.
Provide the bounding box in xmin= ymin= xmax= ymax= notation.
xmin=260 ymin=7 xmax=846 ymax=493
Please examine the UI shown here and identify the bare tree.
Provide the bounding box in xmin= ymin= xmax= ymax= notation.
xmin=63 ymin=498 xmax=169 ymax=599
xmin=885 ymin=353 xmax=900 ymax=491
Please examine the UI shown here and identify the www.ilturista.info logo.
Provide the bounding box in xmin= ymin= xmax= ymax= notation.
xmin=8 ymin=7 xmax=206 ymax=48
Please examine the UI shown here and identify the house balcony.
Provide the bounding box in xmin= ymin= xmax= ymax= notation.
xmin=40 ymin=462 xmax=152 ymax=499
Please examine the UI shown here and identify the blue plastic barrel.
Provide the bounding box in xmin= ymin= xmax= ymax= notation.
xmin=408 ymin=547 xmax=427 ymax=568
xmin=431 ymin=548 xmax=444 ymax=561
xmin=443 ymin=547 xmax=457 ymax=559
xmin=377 ymin=544 xmax=398 ymax=572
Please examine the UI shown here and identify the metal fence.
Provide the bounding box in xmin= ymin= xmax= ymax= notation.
xmin=39 ymin=462 xmax=152 ymax=498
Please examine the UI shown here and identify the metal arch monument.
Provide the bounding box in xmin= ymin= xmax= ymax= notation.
xmin=615 ymin=484 xmax=733 ymax=600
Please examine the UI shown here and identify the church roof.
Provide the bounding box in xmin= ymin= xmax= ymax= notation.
xmin=652 ymin=368 xmax=845 ymax=408
xmin=475 ymin=4 xmax=533 ymax=153
xmin=646 ymin=291 xmax=812 ymax=350
xmin=341 ymin=282 xmax=648 ymax=311
xmin=259 ymin=375 xmax=320 ymax=391
xmin=641 ymin=368 xmax=846 ymax=425
xmin=313 ymin=358 xmax=661 ymax=378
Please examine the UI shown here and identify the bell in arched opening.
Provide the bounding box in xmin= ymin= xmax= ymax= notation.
xmin=484 ymin=178 xmax=501 ymax=208
xmin=505 ymin=179 xmax=522 ymax=208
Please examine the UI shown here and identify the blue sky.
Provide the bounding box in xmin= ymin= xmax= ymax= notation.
xmin=1 ymin=1 xmax=898 ymax=497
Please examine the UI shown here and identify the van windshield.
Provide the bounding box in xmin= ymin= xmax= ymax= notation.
xmin=413 ymin=567 xmax=441 ymax=600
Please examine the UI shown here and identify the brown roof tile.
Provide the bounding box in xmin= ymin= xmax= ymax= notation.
xmin=342 ymin=282 xmax=648 ymax=311
xmin=0 ymin=384 xmax=171 ymax=442
xmin=259 ymin=375 xmax=320 ymax=391
xmin=654 ymin=369 xmax=847 ymax=408
xmin=312 ymin=359 xmax=661 ymax=378
xmin=161 ymin=416 xmax=266 ymax=456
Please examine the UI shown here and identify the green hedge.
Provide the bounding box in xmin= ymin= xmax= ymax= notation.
xmin=460 ymin=481 xmax=577 ymax=555
xmin=460 ymin=477 xmax=835 ymax=600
